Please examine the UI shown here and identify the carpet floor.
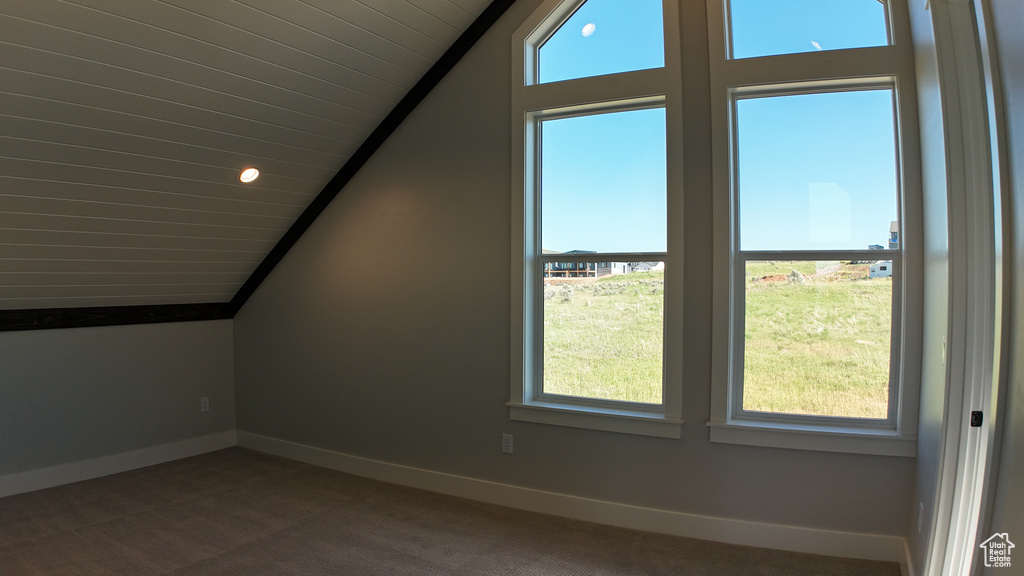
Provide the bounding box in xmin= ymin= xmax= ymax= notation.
xmin=0 ymin=448 xmax=901 ymax=575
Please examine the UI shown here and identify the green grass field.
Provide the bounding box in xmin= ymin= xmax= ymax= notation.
xmin=542 ymin=262 xmax=892 ymax=418
xmin=742 ymin=261 xmax=891 ymax=418
xmin=543 ymin=271 xmax=665 ymax=404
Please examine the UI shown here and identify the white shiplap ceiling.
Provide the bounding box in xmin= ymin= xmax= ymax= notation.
xmin=0 ymin=0 xmax=494 ymax=311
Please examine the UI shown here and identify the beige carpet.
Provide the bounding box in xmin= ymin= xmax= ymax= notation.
xmin=0 ymin=448 xmax=900 ymax=575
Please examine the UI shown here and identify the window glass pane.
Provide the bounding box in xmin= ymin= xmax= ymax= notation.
xmin=742 ymin=260 xmax=891 ymax=418
xmin=736 ymin=89 xmax=898 ymax=251
xmin=541 ymin=108 xmax=666 ymax=253
xmin=729 ymin=0 xmax=888 ymax=60
xmin=539 ymin=0 xmax=664 ymax=84
xmin=544 ymin=262 xmax=664 ymax=403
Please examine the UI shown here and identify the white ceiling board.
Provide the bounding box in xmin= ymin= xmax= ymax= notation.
xmin=0 ymin=258 xmax=260 ymax=275
xmin=0 ymin=196 xmax=294 ymax=231
xmin=0 ymin=213 xmax=287 ymax=241
xmin=0 ymin=140 xmax=332 ymax=196
xmin=0 ymin=176 xmax=316 ymax=218
xmin=405 ymin=0 xmax=478 ymax=30
xmin=0 ymin=0 xmax=497 ymax=311
xmin=240 ymin=0 xmax=438 ymax=71
xmin=0 ymin=119 xmax=340 ymax=183
xmin=0 ymin=64 xmax=374 ymax=151
xmin=143 ymin=0 xmax=428 ymax=86
xmin=0 ymin=283 xmax=241 ymax=298
xmin=0 ymin=245 xmax=266 ymax=266
xmin=0 ymin=284 xmax=233 ymax=305
xmin=6 ymin=2 xmax=411 ymax=111
xmin=301 ymin=0 xmax=454 ymax=53
xmin=0 ymin=162 xmax=320 ymax=216
xmin=0 ymin=271 xmax=249 ymax=287
xmin=0 ymin=292 xmax=241 ymax=309
xmin=0 ymin=95 xmax=348 ymax=169
xmin=451 ymin=0 xmax=484 ymax=14
xmin=352 ymin=0 xmax=463 ymax=45
xmin=0 ymin=229 xmax=276 ymax=252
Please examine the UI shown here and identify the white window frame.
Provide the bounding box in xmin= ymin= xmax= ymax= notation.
xmin=509 ymin=0 xmax=685 ymax=438
xmin=706 ymin=0 xmax=922 ymax=456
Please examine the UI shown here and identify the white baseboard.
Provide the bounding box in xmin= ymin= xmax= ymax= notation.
xmin=903 ymin=540 xmax=917 ymax=576
xmin=0 ymin=430 xmax=237 ymax=498
xmin=237 ymin=431 xmax=912 ymax=573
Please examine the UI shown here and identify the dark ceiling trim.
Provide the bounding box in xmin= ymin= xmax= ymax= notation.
xmin=0 ymin=0 xmax=515 ymax=332
xmin=228 ymin=0 xmax=517 ymax=315
xmin=0 ymin=303 xmax=233 ymax=332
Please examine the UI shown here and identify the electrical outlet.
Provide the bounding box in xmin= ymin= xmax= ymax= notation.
xmin=200 ymin=397 xmax=210 ymax=413
xmin=501 ymin=433 xmax=513 ymax=454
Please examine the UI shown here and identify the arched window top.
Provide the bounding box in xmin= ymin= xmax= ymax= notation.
xmin=728 ymin=0 xmax=890 ymax=59
xmin=533 ymin=0 xmax=664 ymax=85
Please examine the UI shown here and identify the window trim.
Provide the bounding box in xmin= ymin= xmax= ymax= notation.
xmin=707 ymin=0 xmax=922 ymax=456
xmin=510 ymin=0 xmax=684 ymax=438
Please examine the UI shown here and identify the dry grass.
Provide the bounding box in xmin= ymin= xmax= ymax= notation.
xmin=541 ymin=262 xmax=893 ymax=418
xmin=742 ymin=261 xmax=892 ymax=418
xmin=543 ymin=271 xmax=664 ymax=404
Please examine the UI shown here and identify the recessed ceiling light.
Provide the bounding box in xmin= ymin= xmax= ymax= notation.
xmin=581 ymin=22 xmax=596 ymax=37
xmin=239 ymin=167 xmax=260 ymax=183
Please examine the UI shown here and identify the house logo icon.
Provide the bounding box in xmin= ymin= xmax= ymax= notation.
xmin=980 ymin=533 xmax=1014 ymax=568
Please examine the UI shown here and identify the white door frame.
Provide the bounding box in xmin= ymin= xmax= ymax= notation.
xmin=922 ymin=1 xmax=1008 ymax=575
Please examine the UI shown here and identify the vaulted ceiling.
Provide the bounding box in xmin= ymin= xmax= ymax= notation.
xmin=0 ymin=0 xmax=503 ymax=321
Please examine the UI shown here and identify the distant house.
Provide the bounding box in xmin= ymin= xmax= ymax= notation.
xmin=888 ymin=221 xmax=899 ymax=249
xmin=870 ymin=261 xmax=893 ymax=278
xmin=631 ymin=261 xmax=666 ymax=273
xmin=597 ymin=262 xmax=630 ymax=276
xmin=543 ymin=250 xmax=597 ymax=278
xmin=542 ymin=251 xmax=656 ymax=279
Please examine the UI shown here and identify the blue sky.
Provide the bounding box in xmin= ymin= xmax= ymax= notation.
xmin=541 ymin=108 xmax=667 ymax=253
xmin=539 ymin=0 xmax=663 ymax=84
xmin=737 ymin=89 xmax=898 ymax=251
xmin=731 ymin=0 xmax=888 ymax=59
xmin=538 ymin=0 xmax=897 ymax=253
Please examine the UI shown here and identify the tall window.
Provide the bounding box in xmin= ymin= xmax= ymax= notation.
xmin=511 ymin=0 xmax=683 ymax=437
xmin=708 ymin=0 xmax=920 ymax=455
xmin=512 ymin=0 xmax=920 ymax=452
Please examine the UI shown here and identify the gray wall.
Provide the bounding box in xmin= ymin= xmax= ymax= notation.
xmin=234 ymin=0 xmax=914 ymax=537
xmin=983 ymin=0 xmax=1024 ymax=571
xmin=0 ymin=320 xmax=235 ymax=476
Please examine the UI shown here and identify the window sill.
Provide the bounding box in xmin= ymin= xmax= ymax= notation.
xmin=508 ymin=402 xmax=683 ymax=438
xmin=707 ymin=420 xmax=916 ymax=457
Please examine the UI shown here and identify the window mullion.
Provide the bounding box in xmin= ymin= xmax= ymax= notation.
xmin=521 ymin=69 xmax=667 ymax=113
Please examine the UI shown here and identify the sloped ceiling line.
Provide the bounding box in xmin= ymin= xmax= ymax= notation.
xmin=0 ymin=0 xmax=517 ymax=332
